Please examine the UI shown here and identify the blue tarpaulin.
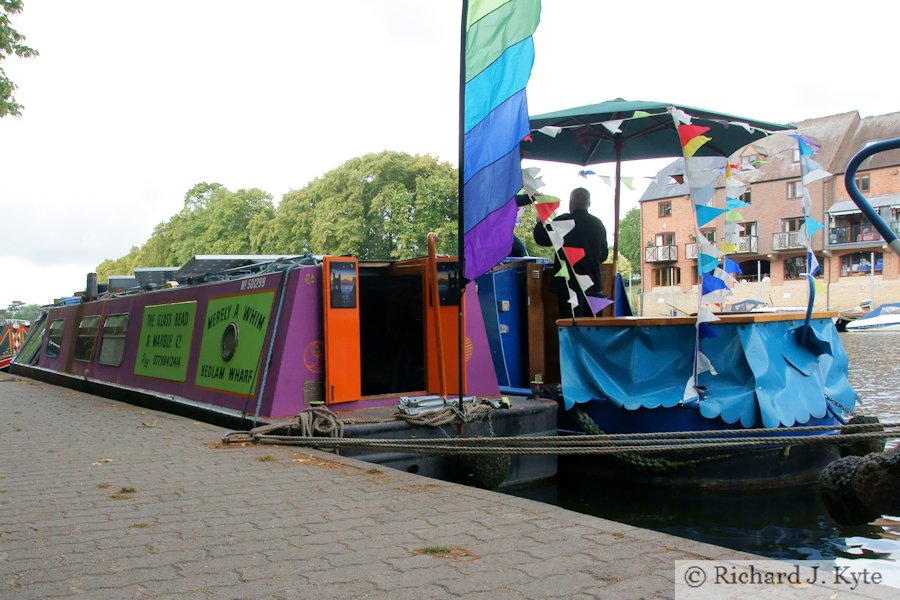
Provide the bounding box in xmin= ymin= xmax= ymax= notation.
xmin=558 ymin=317 xmax=856 ymax=428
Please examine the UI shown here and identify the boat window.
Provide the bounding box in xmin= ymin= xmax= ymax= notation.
xmin=46 ymin=320 xmax=65 ymax=358
xmin=329 ymin=261 xmax=357 ymax=309
xmin=436 ymin=261 xmax=460 ymax=306
xmin=98 ymin=314 xmax=129 ymax=366
xmin=15 ymin=317 xmax=46 ymax=365
xmin=74 ymin=316 xmax=101 ymax=362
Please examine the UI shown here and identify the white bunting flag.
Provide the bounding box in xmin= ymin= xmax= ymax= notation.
xmin=537 ymin=125 xmax=562 ymax=138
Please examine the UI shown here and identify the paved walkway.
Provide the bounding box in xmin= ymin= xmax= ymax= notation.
xmin=0 ymin=373 xmax=891 ymax=599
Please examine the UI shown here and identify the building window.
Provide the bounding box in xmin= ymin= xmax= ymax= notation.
xmin=740 ymin=154 xmax=757 ymax=170
xmin=841 ymin=252 xmax=883 ymax=276
xmin=700 ymin=228 xmax=716 ymax=243
xmin=782 ymin=217 xmax=804 ymax=232
xmin=655 ymin=232 xmax=675 ymax=246
xmin=653 ymin=267 xmax=681 ymax=287
xmin=658 ymin=201 xmax=672 ymax=217
xmin=792 ymin=148 xmax=800 ymax=163
xmin=787 ymin=181 xmax=803 ymax=198
xmin=47 ymin=319 xmax=65 ymax=358
xmin=784 ymin=255 xmax=823 ymax=280
xmin=855 ymin=174 xmax=870 ymax=193
xmin=74 ymin=316 xmax=101 ymax=362
xmin=98 ymin=314 xmax=130 ymax=367
xmin=739 ymin=190 xmax=751 ymax=205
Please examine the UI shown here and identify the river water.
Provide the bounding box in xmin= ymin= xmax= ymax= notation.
xmin=508 ymin=331 xmax=900 ymax=584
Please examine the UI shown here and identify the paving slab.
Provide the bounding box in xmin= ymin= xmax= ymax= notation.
xmin=0 ymin=373 xmax=894 ymax=599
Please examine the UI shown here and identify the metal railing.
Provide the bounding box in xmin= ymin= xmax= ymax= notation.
xmin=645 ymin=245 xmax=678 ymax=263
xmin=772 ymin=231 xmax=805 ymax=250
xmin=735 ymin=235 xmax=758 ymax=253
xmin=829 ymin=225 xmax=881 ymax=245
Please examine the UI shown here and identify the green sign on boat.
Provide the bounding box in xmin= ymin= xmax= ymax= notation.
xmin=134 ymin=301 xmax=197 ymax=382
xmin=195 ymin=290 xmax=275 ymax=396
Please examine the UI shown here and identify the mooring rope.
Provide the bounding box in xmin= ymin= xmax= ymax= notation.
xmin=220 ymin=405 xmax=898 ymax=457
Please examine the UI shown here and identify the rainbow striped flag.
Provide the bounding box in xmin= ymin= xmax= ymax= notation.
xmin=462 ymin=0 xmax=541 ymax=280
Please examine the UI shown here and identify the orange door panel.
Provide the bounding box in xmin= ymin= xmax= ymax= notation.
xmin=323 ymin=257 xmax=361 ymax=403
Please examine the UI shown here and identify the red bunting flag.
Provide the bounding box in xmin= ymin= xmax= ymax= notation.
xmin=563 ymin=246 xmax=585 ymax=265
xmin=534 ymin=201 xmax=560 ymax=222
xmin=677 ymin=124 xmax=711 ymax=147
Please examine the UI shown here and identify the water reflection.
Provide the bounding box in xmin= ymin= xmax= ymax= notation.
xmin=508 ymin=331 xmax=900 ymax=575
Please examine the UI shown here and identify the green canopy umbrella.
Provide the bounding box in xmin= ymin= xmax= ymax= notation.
xmin=520 ymin=99 xmax=794 ymax=304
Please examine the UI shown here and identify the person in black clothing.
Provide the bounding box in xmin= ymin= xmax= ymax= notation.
xmin=533 ymin=187 xmax=609 ymax=317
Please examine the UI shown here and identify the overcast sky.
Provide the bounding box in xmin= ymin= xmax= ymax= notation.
xmin=2 ymin=0 xmax=897 ymax=308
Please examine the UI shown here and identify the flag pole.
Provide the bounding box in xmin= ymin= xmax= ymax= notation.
xmin=457 ymin=0 xmax=468 ymax=414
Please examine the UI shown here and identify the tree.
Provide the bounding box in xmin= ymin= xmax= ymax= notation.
xmin=618 ymin=206 xmax=641 ymax=272
xmin=1 ymin=1 xmax=38 ymax=118
xmin=96 ymin=183 xmax=276 ymax=279
xmin=264 ymin=151 xmax=458 ymax=259
xmin=0 ymin=300 xmax=39 ymax=321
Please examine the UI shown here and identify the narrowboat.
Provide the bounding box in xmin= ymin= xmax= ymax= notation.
xmin=0 ymin=319 xmax=29 ymax=371
xmin=11 ymin=253 xmax=558 ymax=489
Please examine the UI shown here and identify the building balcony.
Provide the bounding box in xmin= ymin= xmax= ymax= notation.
xmin=829 ymin=225 xmax=883 ymax=245
xmin=685 ymin=242 xmax=699 ymax=260
xmin=772 ymin=231 xmax=805 ymax=251
xmin=735 ymin=235 xmax=758 ymax=253
xmin=645 ymin=244 xmax=678 ymax=263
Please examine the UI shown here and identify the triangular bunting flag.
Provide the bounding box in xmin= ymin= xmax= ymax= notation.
xmin=804 ymin=216 xmax=824 ymax=237
xmin=726 ymin=197 xmax=749 ymax=210
xmin=696 ymin=350 xmax=718 ymax=376
xmin=621 ymin=177 xmax=635 ymax=190
xmin=698 ymin=253 xmax=719 ymax=274
xmin=534 ymin=194 xmax=560 ymax=203
xmin=725 ymin=210 xmax=744 ymax=222
xmin=719 ymin=242 xmax=738 ymax=253
xmin=575 ymin=272 xmax=594 ymax=292
xmin=697 ymin=306 xmax=720 ymax=324
xmin=602 ymin=119 xmax=624 ymax=134
xmin=683 ymin=136 xmax=712 ymax=158
xmin=724 ymin=257 xmax=743 ymax=274
xmin=534 ymin=201 xmax=560 ymax=222
xmin=632 ymin=110 xmax=652 ymax=119
xmin=567 ymin=287 xmax=579 ymax=308
xmin=563 ymin=246 xmax=586 ymax=265
xmin=587 ymin=296 xmax=613 ymax=315
xmin=555 ymin=262 xmax=570 ymax=280
xmin=695 ymin=204 xmax=727 ymax=226
xmin=670 ymin=107 xmax=692 ymax=125
xmin=546 ymin=219 xmax=575 ymax=249
xmin=701 ymin=274 xmax=728 ymax=295
xmin=536 ymin=125 xmax=562 ymax=138
xmin=692 ymin=186 xmax=715 ymax=205
xmin=698 ymin=322 xmax=718 ymax=339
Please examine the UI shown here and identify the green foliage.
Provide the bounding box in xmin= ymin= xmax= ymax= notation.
xmin=262 ymin=151 xmax=458 ymax=259
xmin=618 ymin=206 xmax=641 ymax=271
xmin=0 ymin=300 xmax=39 ymax=321
xmin=514 ymin=207 xmax=554 ymax=259
xmin=96 ymin=184 xmax=276 ymax=281
xmin=0 ymin=1 xmax=38 ymax=118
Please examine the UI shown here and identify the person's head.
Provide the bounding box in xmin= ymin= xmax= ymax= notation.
xmin=570 ymin=187 xmax=591 ymax=211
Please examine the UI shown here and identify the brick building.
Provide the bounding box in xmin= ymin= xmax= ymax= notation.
xmin=638 ymin=111 xmax=900 ymax=315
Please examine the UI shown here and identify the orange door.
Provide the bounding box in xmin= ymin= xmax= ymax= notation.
xmin=424 ymin=259 xmax=466 ymax=396
xmin=323 ymin=257 xmax=361 ymax=403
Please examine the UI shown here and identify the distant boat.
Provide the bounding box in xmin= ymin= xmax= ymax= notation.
xmin=724 ymin=299 xmax=806 ymax=313
xmin=0 ymin=320 xmax=30 ymax=371
xmin=835 ymin=299 xmax=872 ymax=331
xmin=844 ymin=302 xmax=900 ymax=332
